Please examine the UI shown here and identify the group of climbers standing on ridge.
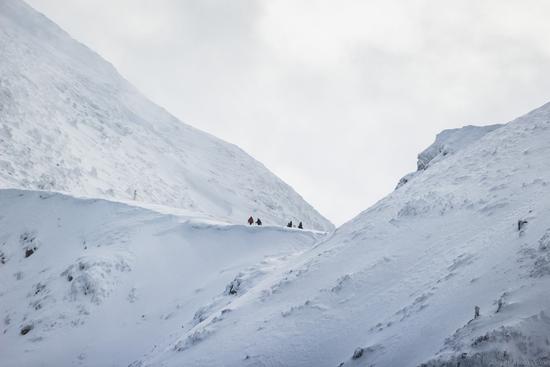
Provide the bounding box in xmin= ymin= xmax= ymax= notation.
xmin=248 ymin=216 xmax=262 ymax=226
xmin=247 ymin=216 xmax=303 ymax=229
xmin=287 ymin=220 xmax=303 ymax=229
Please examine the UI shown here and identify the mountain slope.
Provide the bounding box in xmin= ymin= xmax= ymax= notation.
xmin=0 ymin=0 xmax=333 ymax=231
xmin=0 ymin=189 xmax=325 ymax=367
xmin=139 ymin=102 xmax=550 ymax=366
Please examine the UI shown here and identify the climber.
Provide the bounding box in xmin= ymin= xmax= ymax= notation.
xmin=287 ymin=221 xmax=293 ymax=228
xmin=298 ymin=222 xmax=303 ymax=229
xmin=248 ymin=216 xmax=254 ymax=225
xmin=256 ymin=218 xmax=262 ymax=226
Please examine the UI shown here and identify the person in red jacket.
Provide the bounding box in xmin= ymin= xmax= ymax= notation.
xmin=248 ymin=216 xmax=254 ymax=225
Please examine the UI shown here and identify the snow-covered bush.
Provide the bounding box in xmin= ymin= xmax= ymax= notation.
xmin=61 ymin=257 xmax=131 ymax=305
xmin=20 ymin=231 xmax=39 ymax=258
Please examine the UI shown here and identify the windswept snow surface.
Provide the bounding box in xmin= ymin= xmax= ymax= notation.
xmin=138 ymin=103 xmax=550 ymax=367
xmin=0 ymin=0 xmax=333 ymax=231
xmin=0 ymin=189 xmax=325 ymax=367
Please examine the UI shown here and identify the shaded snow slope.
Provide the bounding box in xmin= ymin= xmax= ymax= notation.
xmin=0 ymin=189 xmax=324 ymax=367
xmin=139 ymin=102 xmax=550 ymax=367
xmin=0 ymin=0 xmax=333 ymax=231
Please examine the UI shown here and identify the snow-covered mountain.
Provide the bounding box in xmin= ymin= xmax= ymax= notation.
xmin=0 ymin=1 xmax=334 ymax=366
xmin=2 ymin=0 xmax=550 ymax=366
xmin=135 ymin=102 xmax=550 ymax=367
xmin=0 ymin=189 xmax=325 ymax=367
xmin=0 ymin=0 xmax=332 ymax=231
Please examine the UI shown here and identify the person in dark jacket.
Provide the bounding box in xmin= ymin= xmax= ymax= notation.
xmin=287 ymin=221 xmax=293 ymax=228
xmin=256 ymin=218 xmax=262 ymax=226
xmin=298 ymin=222 xmax=303 ymax=229
xmin=248 ymin=216 xmax=254 ymax=225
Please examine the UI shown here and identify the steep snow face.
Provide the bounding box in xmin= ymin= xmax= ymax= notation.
xmin=0 ymin=189 xmax=324 ymax=367
xmin=139 ymin=102 xmax=550 ymax=367
xmin=397 ymin=124 xmax=503 ymax=189
xmin=0 ymin=0 xmax=333 ymax=231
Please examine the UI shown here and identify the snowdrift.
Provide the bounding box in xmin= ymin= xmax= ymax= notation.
xmin=0 ymin=189 xmax=324 ymax=367
xmin=0 ymin=0 xmax=333 ymax=231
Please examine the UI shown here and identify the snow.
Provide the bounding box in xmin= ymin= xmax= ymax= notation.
xmin=0 ymin=0 xmax=333 ymax=232
xmin=136 ymin=102 xmax=550 ymax=367
xmin=0 ymin=189 xmax=325 ymax=367
xmin=2 ymin=0 xmax=550 ymax=366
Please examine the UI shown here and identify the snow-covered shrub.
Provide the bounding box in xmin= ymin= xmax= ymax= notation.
xmin=20 ymin=324 xmax=33 ymax=335
xmin=174 ymin=328 xmax=213 ymax=352
xmin=395 ymin=172 xmax=417 ymax=190
xmin=539 ymin=231 xmax=550 ymax=251
xmin=397 ymin=192 xmax=456 ymax=217
xmin=529 ymin=230 xmax=550 ymax=278
xmin=35 ymin=174 xmax=56 ymax=190
xmin=20 ymin=231 xmax=39 ymax=258
xmin=421 ymin=313 xmax=550 ymax=367
xmin=61 ymin=257 xmax=131 ymax=305
xmin=192 ymin=306 xmax=210 ymax=325
xmin=225 ymin=278 xmax=241 ymax=296
xmin=352 ymin=347 xmax=364 ymax=359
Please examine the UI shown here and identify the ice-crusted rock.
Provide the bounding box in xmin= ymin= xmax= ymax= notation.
xmin=396 ymin=124 xmax=502 ymax=189
xmin=417 ymin=125 xmax=503 ymax=171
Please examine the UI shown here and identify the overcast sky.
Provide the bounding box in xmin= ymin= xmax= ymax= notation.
xmin=26 ymin=0 xmax=550 ymax=225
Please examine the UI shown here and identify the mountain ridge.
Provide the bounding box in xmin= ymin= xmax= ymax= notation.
xmin=0 ymin=0 xmax=333 ymax=231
